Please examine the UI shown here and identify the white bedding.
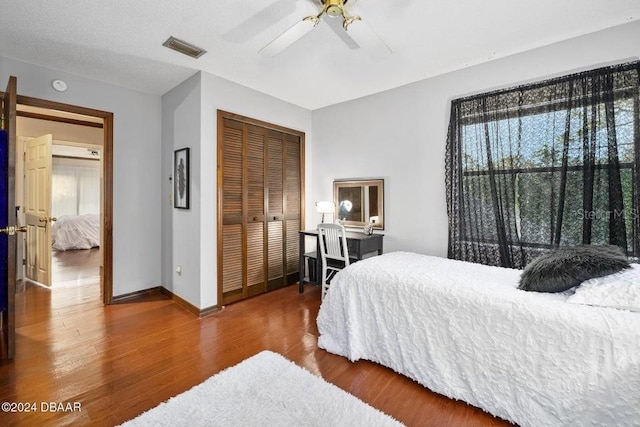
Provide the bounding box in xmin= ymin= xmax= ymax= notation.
xmin=317 ymin=251 xmax=640 ymax=427
xmin=52 ymin=214 xmax=100 ymax=251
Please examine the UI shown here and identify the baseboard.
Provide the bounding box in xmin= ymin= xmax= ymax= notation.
xmin=159 ymin=287 xmax=219 ymax=318
xmin=111 ymin=287 xmax=162 ymax=303
xmin=111 ymin=286 xmax=218 ymax=317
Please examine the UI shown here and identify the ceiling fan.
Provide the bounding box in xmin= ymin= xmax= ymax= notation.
xmin=259 ymin=0 xmax=392 ymax=58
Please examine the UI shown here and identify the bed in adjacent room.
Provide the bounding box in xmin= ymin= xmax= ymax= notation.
xmin=52 ymin=213 xmax=100 ymax=251
xmin=316 ymin=251 xmax=640 ymax=427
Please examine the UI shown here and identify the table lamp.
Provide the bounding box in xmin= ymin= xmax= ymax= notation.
xmin=315 ymin=201 xmax=335 ymax=223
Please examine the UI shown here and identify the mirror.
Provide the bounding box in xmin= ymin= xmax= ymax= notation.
xmin=333 ymin=179 xmax=384 ymax=229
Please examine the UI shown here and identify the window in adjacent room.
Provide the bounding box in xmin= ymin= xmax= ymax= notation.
xmin=52 ymin=157 xmax=100 ymax=218
xmin=446 ymin=62 xmax=640 ymax=268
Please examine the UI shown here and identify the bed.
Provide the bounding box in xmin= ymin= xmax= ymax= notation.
xmin=52 ymin=214 xmax=100 ymax=251
xmin=316 ymin=251 xmax=640 ymax=427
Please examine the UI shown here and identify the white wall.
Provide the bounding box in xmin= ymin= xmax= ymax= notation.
xmin=161 ymin=71 xmax=312 ymax=309
xmin=1 ymin=56 xmax=163 ymax=296
xmin=161 ymin=73 xmax=202 ymax=307
xmin=311 ymin=20 xmax=640 ymax=258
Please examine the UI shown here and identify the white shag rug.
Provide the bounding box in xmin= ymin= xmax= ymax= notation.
xmin=120 ymin=350 xmax=403 ymax=427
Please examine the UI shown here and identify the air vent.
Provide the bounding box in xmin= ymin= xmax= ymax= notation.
xmin=162 ymin=36 xmax=207 ymax=59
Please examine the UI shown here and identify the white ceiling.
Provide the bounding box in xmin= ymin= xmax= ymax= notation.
xmin=1 ymin=0 xmax=639 ymax=110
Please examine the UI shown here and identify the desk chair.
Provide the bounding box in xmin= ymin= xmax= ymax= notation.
xmin=317 ymin=223 xmax=350 ymax=300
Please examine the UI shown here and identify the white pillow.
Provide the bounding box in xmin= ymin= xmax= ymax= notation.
xmin=566 ymin=264 xmax=640 ymax=312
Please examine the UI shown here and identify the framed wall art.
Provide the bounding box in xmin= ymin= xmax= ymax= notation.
xmin=174 ymin=147 xmax=190 ymax=209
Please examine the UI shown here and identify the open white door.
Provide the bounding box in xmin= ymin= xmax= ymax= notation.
xmin=25 ymin=134 xmax=54 ymax=286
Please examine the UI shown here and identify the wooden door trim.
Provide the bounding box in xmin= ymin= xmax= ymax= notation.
xmin=217 ymin=110 xmax=305 ymax=139
xmin=299 ymin=133 xmax=306 ymax=232
xmin=0 ymin=92 xmax=114 ymax=305
xmin=216 ymin=113 xmax=224 ymax=308
xmin=102 ymin=114 xmax=113 ymax=304
xmin=17 ymin=110 xmax=104 ymax=128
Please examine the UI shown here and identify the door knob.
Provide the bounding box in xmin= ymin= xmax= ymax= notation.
xmin=0 ymin=225 xmax=27 ymax=236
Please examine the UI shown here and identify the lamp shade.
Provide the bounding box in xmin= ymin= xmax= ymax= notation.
xmin=315 ymin=201 xmax=335 ymax=214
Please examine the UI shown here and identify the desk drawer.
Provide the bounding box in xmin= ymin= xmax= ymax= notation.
xmin=347 ymin=238 xmax=359 ymax=255
xmin=359 ymin=235 xmax=383 ymax=255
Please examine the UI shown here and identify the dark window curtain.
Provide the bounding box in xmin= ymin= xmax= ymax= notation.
xmin=445 ymin=62 xmax=640 ymax=268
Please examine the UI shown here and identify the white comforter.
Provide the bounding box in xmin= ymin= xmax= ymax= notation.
xmin=317 ymin=252 xmax=640 ymax=427
xmin=52 ymin=214 xmax=100 ymax=251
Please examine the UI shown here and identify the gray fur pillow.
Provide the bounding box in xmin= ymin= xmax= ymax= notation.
xmin=518 ymin=245 xmax=630 ymax=293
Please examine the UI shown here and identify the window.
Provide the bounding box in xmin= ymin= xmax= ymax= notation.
xmin=52 ymin=157 xmax=100 ymax=218
xmin=446 ymin=62 xmax=640 ymax=268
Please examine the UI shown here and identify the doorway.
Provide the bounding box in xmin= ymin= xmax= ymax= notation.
xmin=18 ymin=133 xmax=103 ymax=287
xmin=14 ymin=97 xmax=113 ymax=304
xmin=2 ymin=79 xmax=114 ymax=360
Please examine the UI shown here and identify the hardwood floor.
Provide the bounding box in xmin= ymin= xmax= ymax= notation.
xmin=0 ymin=265 xmax=511 ymax=426
xmin=52 ymin=248 xmax=101 ymax=284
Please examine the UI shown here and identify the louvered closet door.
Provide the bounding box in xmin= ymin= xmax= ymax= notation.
xmin=220 ymin=118 xmax=245 ymax=304
xmin=220 ymin=121 xmax=268 ymax=304
xmin=266 ymin=130 xmax=285 ymax=290
xmin=218 ymin=111 xmax=303 ymax=305
xmin=283 ymin=134 xmax=301 ymax=283
xmin=266 ymin=131 xmax=301 ymax=290
xmin=246 ymin=125 xmax=267 ymax=298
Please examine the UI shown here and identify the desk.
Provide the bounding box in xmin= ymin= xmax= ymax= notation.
xmin=298 ymin=229 xmax=384 ymax=293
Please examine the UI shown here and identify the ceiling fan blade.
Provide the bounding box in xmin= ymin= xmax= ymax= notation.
xmin=346 ymin=19 xmax=392 ymax=60
xmin=324 ymin=16 xmax=359 ymax=50
xmin=259 ymin=18 xmax=317 ymax=57
xmin=223 ymin=0 xmax=298 ymax=44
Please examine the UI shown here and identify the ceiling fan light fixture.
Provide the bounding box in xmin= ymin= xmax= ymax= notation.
xmin=327 ymin=6 xmax=342 ymax=17
xmin=303 ymin=15 xmax=321 ymax=27
xmin=343 ymin=15 xmax=361 ymax=30
xmin=319 ymin=0 xmax=361 ymax=30
xmin=323 ymin=0 xmax=345 ymax=17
